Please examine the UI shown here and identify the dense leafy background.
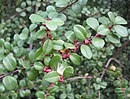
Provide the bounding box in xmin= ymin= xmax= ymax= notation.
xmin=0 ymin=0 xmax=130 ymax=99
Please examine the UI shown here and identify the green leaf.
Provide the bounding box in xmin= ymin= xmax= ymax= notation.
xmin=52 ymin=18 xmax=64 ymax=26
xmin=48 ymin=86 xmax=59 ymax=93
xmin=98 ymin=16 xmax=110 ymax=25
xmin=72 ymin=4 xmax=82 ymax=14
xmin=29 ymin=24 xmax=37 ymax=32
xmin=63 ymin=66 xmax=74 ymax=78
xmin=46 ymin=21 xmax=57 ymax=31
xmin=114 ymin=25 xmax=128 ymax=37
xmin=97 ymin=25 xmax=110 ymax=35
xmin=115 ymin=16 xmax=127 ymax=25
xmin=3 ymin=76 xmax=18 ymax=90
xmin=0 ymin=83 xmax=5 ymax=93
xmin=36 ymin=27 xmax=46 ymax=39
xmin=36 ymin=91 xmax=45 ymax=98
xmin=46 ymin=5 xmax=56 ymax=12
xmin=86 ymin=18 xmax=99 ymax=30
xmin=64 ymin=43 xmax=75 ymax=49
xmin=65 ymin=31 xmax=76 ymax=43
xmin=50 ymin=55 xmax=61 ymax=69
xmin=78 ymin=0 xmax=88 ymax=5
xmin=107 ymin=34 xmax=120 ymax=43
xmin=92 ymin=38 xmax=105 ymax=49
xmin=34 ymin=47 xmax=45 ymax=60
xmin=80 ymin=45 xmax=92 ymax=59
xmin=48 ymin=12 xmax=58 ymax=19
xmin=44 ymin=56 xmax=51 ymax=66
xmin=108 ymin=12 xmax=115 ymax=23
xmin=74 ymin=25 xmax=87 ymax=40
xmin=53 ymin=40 xmax=64 ymax=50
xmin=55 ymin=0 xmax=68 ymax=7
xmin=70 ymin=53 xmax=81 ymax=65
xmin=29 ymin=14 xmax=45 ymax=22
xmin=19 ymin=28 xmax=29 ymax=40
xmin=47 ymin=96 xmax=55 ymax=99
xmin=44 ymin=71 xmax=60 ymax=83
xmin=27 ymin=68 xmax=39 ymax=81
xmin=34 ymin=62 xmax=44 ymax=71
xmin=3 ymin=53 xmax=17 ymax=71
xmin=43 ymin=39 xmax=53 ymax=54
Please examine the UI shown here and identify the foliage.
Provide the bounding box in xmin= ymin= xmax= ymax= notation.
xmin=0 ymin=0 xmax=130 ymax=99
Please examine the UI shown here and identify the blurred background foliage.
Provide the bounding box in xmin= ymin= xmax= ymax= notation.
xmin=0 ymin=0 xmax=130 ymax=99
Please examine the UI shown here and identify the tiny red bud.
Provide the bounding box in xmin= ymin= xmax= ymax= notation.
xmin=59 ymin=75 xmax=64 ymax=82
xmin=46 ymin=69 xmax=52 ymax=73
xmin=108 ymin=26 xmax=113 ymax=29
xmin=67 ymin=53 xmax=70 ymax=58
xmin=122 ymin=88 xmax=126 ymax=93
xmin=46 ymin=18 xmax=51 ymax=20
xmin=62 ymin=53 xmax=67 ymax=59
xmin=46 ymin=28 xmax=50 ymax=33
xmin=94 ymin=34 xmax=103 ymax=38
xmin=74 ymin=40 xmax=78 ymax=44
xmin=42 ymin=24 xmax=46 ymax=26
xmin=72 ymin=48 xmax=77 ymax=52
xmin=50 ymin=83 xmax=55 ymax=87
xmin=84 ymin=40 xmax=90 ymax=45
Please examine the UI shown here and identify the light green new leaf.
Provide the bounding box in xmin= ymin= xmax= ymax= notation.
xmin=44 ymin=71 xmax=60 ymax=83
xmin=29 ymin=14 xmax=45 ymax=22
xmin=80 ymin=45 xmax=92 ymax=59
xmin=86 ymin=18 xmax=99 ymax=30
xmin=3 ymin=76 xmax=18 ymax=90
xmin=114 ymin=25 xmax=128 ymax=37
xmin=70 ymin=53 xmax=81 ymax=65
xmin=115 ymin=16 xmax=127 ymax=25
xmin=97 ymin=25 xmax=110 ymax=35
xmin=92 ymin=38 xmax=105 ymax=49
xmin=3 ymin=53 xmax=17 ymax=71
xmin=43 ymin=39 xmax=53 ymax=54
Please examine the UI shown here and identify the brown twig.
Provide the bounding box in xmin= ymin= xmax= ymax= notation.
xmin=58 ymin=0 xmax=78 ymax=13
xmin=98 ymin=58 xmax=125 ymax=99
xmin=67 ymin=75 xmax=95 ymax=81
xmin=0 ymin=70 xmax=19 ymax=79
xmin=113 ymin=40 xmax=130 ymax=58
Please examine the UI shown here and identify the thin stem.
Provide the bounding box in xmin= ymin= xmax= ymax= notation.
xmin=67 ymin=75 xmax=95 ymax=81
xmin=0 ymin=70 xmax=19 ymax=79
xmin=58 ymin=0 xmax=78 ymax=13
xmin=113 ymin=40 xmax=130 ymax=58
